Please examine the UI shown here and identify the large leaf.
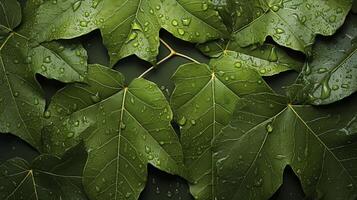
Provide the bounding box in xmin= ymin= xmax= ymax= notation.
xmin=170 ymin=58 xmax=272 ymax=199
xmin=212 ymin=93 xmax=357 ymax=200
xmin=293 ymin=14 xmax=357 ymax=105
xmin=198 ymin=40 xmax=304 ymax=76
xmin=0 ymin=143 xmax=88 ymax=200
xmin=42 ymin=64 xmax=185 ymax=200
xmin=0 ymin=0 xmax=88 ymax=150
xmin=228 ymin=0 xmax=352 ymax=54
xmin=26 ymin=0 xmax=228 ymax=65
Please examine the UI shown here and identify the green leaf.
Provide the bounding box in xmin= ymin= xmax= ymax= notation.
xmin=44 ymin=64 xmax=125 ymax=121
xmin=0 ymin=0 xmax=21 ymax=35
xmin=42 ymin=64 xmax=185 ymax=200
xmin=198 ymin=40 xmax=304 ymax=76
xmin=0 ymin=143 xmax=88 ymax=200
xmin=0 ymin=30 xmax=87 ymax=150
xmin=26 ymin=0 xmax=228 ymax=65
xmin=212 ymin=93 xmax=357 ymax=200
xmin=294 ymin=14 xmax=356 ymax=105
xmin=229 ymin=0 xmax=352 ymax=54
xmin=170 ymin=59 xmax=272 ymax=199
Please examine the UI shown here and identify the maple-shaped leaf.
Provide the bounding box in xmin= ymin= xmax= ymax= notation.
xmin=0 ymin=0 xmax=88 ymax=150
xmin=170 ymin=58 xmax=272 ymax=200
xmin=0 ymin=143 xmax=88 ymax=200
xmin=290 ymin=14 xmax=356 ymax=105
xmin=25 ymin=0 xmax=228 ymax=65
xmin=211 ymin=93 xmax=357 ymax=200
xmin=42 ymin=64 xmax=185 ymax=200
xmin=228 ymin=0 xmax=352 ymax=54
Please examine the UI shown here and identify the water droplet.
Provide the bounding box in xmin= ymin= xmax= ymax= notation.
xmin=91 ymin=0 xmax=99 ymax=8
xmin=177 ymin=28 xmax=185 ymax=35
xmin=235 ymin=62 xmax=242 ymax=68
xmin=171 ymin=19 xmax=178 ymax=26
xmin=44 ymin=111 xmax=51 ymax=119
xmin=181 ymin=18 xmax=191 ymax=26
xmin=202 ymin=3 xmax=208 ymax=11
xmin=72 ymin=1 xmax=81 ymax=11
xmin=43 ymin=56 xmax=51 ymax=63
xmin=190 ymin=119 xmax=196 ymax=125
xmin=178 ymin=116 xmax=186 ymax=126
xmin=328 ymin=15 xmax=336 ymax=23
xmin=95 ymin=186 xmax=100 ymax=192
xmin=67 ymin=132 xmax=74 ymax=138
xmin=259 ymin=69 xmax=266 ymax=74
xmin=317 ymin=68 xmax=328 ymax=73
xmin=320 ymin=77 xmax=331 ymax=99
xmin=167 ymin=191 xmax=173 ymax=198
xmin=276 ymin=28 xmax=285 ymax=34
xmin=80 ymin=21 xmax=88 ymax=27
xmin=271 ymin=5 xmax=280 ymax=12
xmin=145 ymin=146 xmax=151 ymax=153
xmin=266 ymin=123 xmax=273 ymax=133
xmin=125 ymin=192 xmax=132 ymax=198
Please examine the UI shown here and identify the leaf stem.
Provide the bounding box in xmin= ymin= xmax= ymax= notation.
xmin=138 ymin=38 xmax=200 ymax=78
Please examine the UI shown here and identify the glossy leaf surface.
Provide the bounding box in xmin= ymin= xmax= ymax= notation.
xmin=213 ymin=93 xmax=357 ymax=200
xmin=229 ymin=0 xmax=352 ymax=54
xmin=295 ymin=14 xmax=356 ymax=105
xmin=42 ymin=64 xmax=185 ymax=200
xmin=27 ymin=0 xmax=228 ymax=65
xmin=0 ymin=144 xmax=88 ymax=200
xmin=170 ymin=59 xmax=272 ymax=200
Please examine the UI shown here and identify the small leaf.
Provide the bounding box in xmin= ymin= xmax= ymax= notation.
xmin=0 ymin=143 xmax=88 ymax=200
xmin=294 ymin=14 xmax=357 ymax=105
xmin=212 ymin=93 xmax=357 ymax=200
xmin=170 ymin=59 xmax=272 ymax=199
xmin=42 ymin=64 xmax=185 ymax=200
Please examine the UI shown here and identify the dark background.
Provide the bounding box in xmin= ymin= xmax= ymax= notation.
xmin=5 ymin=1 xmax=356 ymax=198
xmin=0 ymin=28 xmax=311 ymax=199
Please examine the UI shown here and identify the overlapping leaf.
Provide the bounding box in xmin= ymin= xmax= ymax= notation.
xmin=228 ymin=0 xmax=352 ymax=54
xmin=0 ymin=143 xmax=88 ymax=200
xmin=0 ymin=0 xmax=88 ymax=150
xmin=212 ymin=93 xmax=357 ymax=200
xmin=170 ymin=58 xmax=272 ymax=199
xmin=198 ymin=40 xmax=304 ymax=76
xmin=26 ymin=0 xmax=228 ymax=65
xmin=42 ymin=64 xmax=185 ymax=200
xmin=291 ymin=14 xmax=356 ymax=105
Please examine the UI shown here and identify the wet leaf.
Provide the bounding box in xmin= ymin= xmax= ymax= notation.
xmin=198 ymin=40 xmax=304 ymax=76
xmin=26 ymin=0 xmax=228 ymax=65
xmin=0 ymin=0 xmax=21 ymax=35
xmin=42 ymin=64 xmax=185 ymax=200
xmin=228 ymin=0 xmax=352 ymax=54
xmin=0 ymin=143 xmax=88 ymax=200
xmin=213 ymin=93 xmax=357 ymax=200
xmin=293 ymin=14 xmax=356 ymax=105
xmin=170 ymin=59 xmax=272 ymax=199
